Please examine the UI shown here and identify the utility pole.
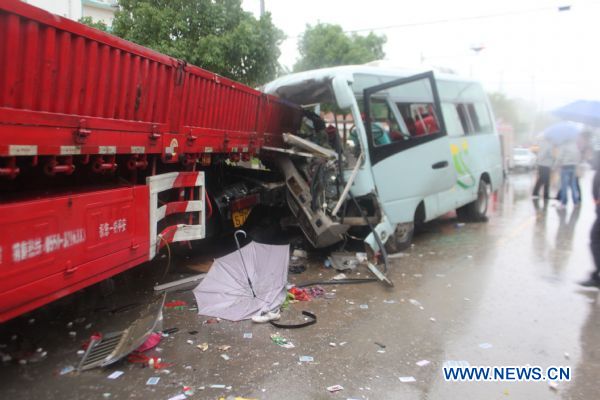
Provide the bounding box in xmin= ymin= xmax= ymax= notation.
xmin=260 ymin=0 xmax=265 ymax=17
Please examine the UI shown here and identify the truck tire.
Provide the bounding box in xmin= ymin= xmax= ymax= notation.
xmin=385 ymin=222 xmax=414 ymax=253
xmin=456 ymin=179 xmax=490 ymax=222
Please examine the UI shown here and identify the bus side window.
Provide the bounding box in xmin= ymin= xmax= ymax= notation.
xmin=469 ymin=102 xmax=493 ymax=133
xmin=455 ymin=104 xmax=472 ymax=134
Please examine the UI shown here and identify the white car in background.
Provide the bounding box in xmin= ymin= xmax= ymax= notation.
xmin=511 ymin=148 xmax=537 ymax=171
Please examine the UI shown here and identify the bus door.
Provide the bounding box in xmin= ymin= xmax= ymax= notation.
xmin=363 ymin=71 xmax=456 ymax=223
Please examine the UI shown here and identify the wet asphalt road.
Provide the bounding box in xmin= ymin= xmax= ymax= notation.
xmin=0 ymin=171 xmax=599 ymax=400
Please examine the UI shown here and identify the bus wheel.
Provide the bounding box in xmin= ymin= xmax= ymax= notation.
xmin=457 ymin=179 xmax=490 ymax=222
xmin=385 ymin=222 xmax=414 ymax=253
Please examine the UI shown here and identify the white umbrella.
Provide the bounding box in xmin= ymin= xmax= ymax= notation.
xmin=193 ymin=232 xmax=289 ymax=321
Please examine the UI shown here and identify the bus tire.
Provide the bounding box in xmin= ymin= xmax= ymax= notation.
xmin=457 ymin=179 xmax=490 ymax=222
xmin=385 ymin=221 xmax=414 ymax=253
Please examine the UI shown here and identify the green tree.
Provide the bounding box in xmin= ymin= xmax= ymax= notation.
xmin=294 ymin=23 xmax=386 ymax=72
xmin=110 ymin=0 xmax=283 ymax=86
xmin=78 ymin=16 xmax=109 ymax=32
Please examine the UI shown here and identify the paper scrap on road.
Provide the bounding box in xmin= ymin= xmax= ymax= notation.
xmin=479 ymin=343 xmax=493 ymax=349
xmin=146 ymin=377 xmax=160 ymax=385
xmin=327 ymin=385 xmax=343 ymax=392
xmin=399 ymin=376 xmax=416 ymax=383
xmin=197 ymin=343 xmax=208 ymax=351
xmin=107 ymin=371 xmax=124 ymax=379
xmin=416 ymin=360 xmax=430 ymax=367
xmin=299 ymin=356 xmax=314 ymax=362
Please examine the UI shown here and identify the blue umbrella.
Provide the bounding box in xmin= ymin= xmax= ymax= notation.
xmin=542 ymin=121 xmax=582 ymax=144
xmin=552 ymin=100 xmax=600 ymax=127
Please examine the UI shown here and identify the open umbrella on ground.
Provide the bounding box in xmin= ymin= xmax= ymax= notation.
xmin=193 ymin=231 xmax=289 ymax=321
xmin=542 ymin=121 xmax=583 ymax=144
xmin=552 ymin=100 xmax=600 ymax=127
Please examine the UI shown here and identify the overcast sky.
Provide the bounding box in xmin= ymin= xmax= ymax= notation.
xmin=243 ymin=0 xmax=600 ymax=111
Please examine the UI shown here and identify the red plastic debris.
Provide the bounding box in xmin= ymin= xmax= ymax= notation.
xmin=289 ymin=287 xmax=311 ymax=301
xmin=135 ymin=332 xmax=161 ymax=353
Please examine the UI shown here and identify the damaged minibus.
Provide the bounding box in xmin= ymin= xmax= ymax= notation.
xmin=262 ymin=66 xmax=503 ymax=253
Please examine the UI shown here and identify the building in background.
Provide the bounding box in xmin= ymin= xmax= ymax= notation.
xmin=24 ymin=0 xmax=118 ymax=26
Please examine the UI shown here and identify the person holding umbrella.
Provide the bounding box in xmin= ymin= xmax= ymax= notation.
xmin=542 ymin=122 xmax=582 ymax=209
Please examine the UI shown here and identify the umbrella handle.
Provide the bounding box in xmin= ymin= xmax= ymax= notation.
xmin=234 ymin=230 xmax=246 ymax=250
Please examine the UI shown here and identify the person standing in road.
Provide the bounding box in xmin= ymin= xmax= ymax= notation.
xmin=580 ymin=151 xmax=600 ymax=288
xmin=556 ymin=139 xmax=581 ymax=209
xmin=532 ymin=138 xmax=553 ymax=199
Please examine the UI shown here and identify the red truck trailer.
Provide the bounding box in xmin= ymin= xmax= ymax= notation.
xmin=0 ymin=1 xmax=302 ymax=322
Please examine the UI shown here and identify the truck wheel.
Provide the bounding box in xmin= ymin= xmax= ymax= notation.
xmin=456 ymin=179 xmax=490 ymax=222
xmin=385 ymin=222 xmax=414 ymax=253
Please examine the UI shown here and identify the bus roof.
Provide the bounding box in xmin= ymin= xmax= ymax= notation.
xmin=262 ymin=65 xmax=480 ymax=105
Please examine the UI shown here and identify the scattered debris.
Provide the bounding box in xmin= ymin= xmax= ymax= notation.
xmin=183 ymin=386 xmax=195 ymax=396
xmin=324 ymin=292 xmax=336 ymax=299
xmin=479 ymin=343 xmax=493 ymax=349
xmin=289 ymin=287 xmax=311 ymax=301
xmin=455 ymin=223 xmax=466 ymax=228
xmin=399 ymin=376 xmax=416 ymax=383
xmin=416 ymin=360 xmax=430 ymax=367
xmin=329 ymin=252 xmax=361 ymax=271
xmin=377 ymin=350 xmax=386 ymax=354
xmin=217 ymin=345 xmax=231 ymax=351
xmin=329 ymin=342 xmax=337 ymax=347
xmin=307 ymin=286 xmax=325 ymax=298
xmin=188 ymin=330 xmax=198 ymax=335
xmin=203 ymin=318 xmax=221 ymax=325
xmin=299 ymin=356 xmax=314 ymax=362
xmin=59 ymin=365 xmax=75 ymax=375
xmin=146 ymin=377 xmax=160 ymax=385
xmin=374 ymin=342 xmax=386 ymax=349
xmin=220 ymin=354 xmax=230 ymax=361
xmin=564 ymin=352 xmax=570 ymax=359
xmin=270 ymin=334 xmax=295 ymax=349
xmin=197 ymin=343 xmax=208 ymax=352
xmin=408 ymin=299 xmax=424 ymax=310
xmin=107 ymin=371 xmax=124 ymax=379
xmin=243 ymin=333 xmax=253 ymax=339
xmin=326 ymin=385 xmax=344 ymax=393
xmin=332 ymin=273 xmax=347 ymax=280
xmin=429 ymin=317 xmax=437 ymax=322
xmin=210 ymin=384 xmax=226 ymax=389
xmin=355 ymin=252 xmax=368 ymax=263
xmin=292 ymin=249 xmax=308 ymax=258
xmin=136 ymin=332 xmax=162 ymax=352
xmin=383 ymin=299 xmax=396 ymax=304
xmin=289 ymin=265 xmax=306 ymax=274
xmin=359 ymin=304 xmax=369 ymax=309
xmin=167 ymin=394 xmax=186 ymax=400
xmin=548 ymin=381 xmax=559 ymax=391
